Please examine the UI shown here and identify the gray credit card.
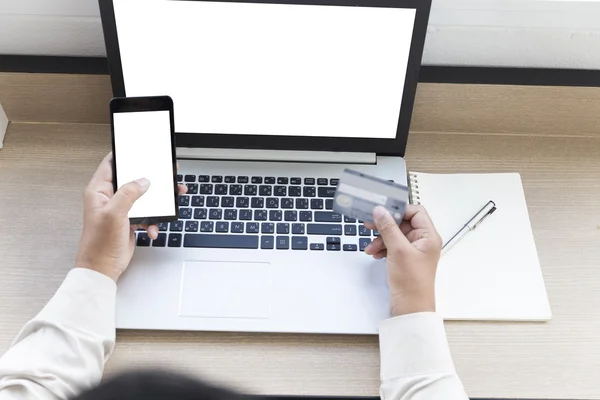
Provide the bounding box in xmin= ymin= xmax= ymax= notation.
xmin=333 ymin=169 xmax=409 ymax=225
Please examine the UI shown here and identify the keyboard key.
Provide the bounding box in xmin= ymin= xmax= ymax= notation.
xmin=292 ymin=236 xmax=308 ymax=250
xmin=237 ymin=176 xmax=249 ymax=183
xmin=177 ymin=174 xmax=183 ymax=182
xmin=236 ymin=197 xmax=250 ymax=208
xmin=158 ymin=222 xmax=169 ymax=231
xmin=184 ymin=234 xmax=259 ymax=249
xmin=304 ymin=178 xmax=315 ymax=185
xmin=344 ymin=216 xmax=357 ymax=223
xmin=345 ymin=225 xmax=357 ymax=236
xmin=310 ymin=199 xmax=324 ymax=210
xmin=244 ymin=185 xmax=257 ymax=196
xmin=343 ymin=244 xmax=358 ymax=252
xmin=251 ymin=197 xmax=265 ymax=208
xmin=299 ymin=211 xmax=313 ymax=221
xmin=266 ymin=198 xmax=279 ymax=208
xmin=359 ymin=226 xmax=371 ymax=236
xmin=269 ymin=210 xmax=282 ymax=221
xmin=274 ymin=186 xmax=287 ymax=196
xmin=265 ymin=177 xmax=276 ymax=184
xmin=246 ymin=222 xmax=259 ymax=233
xmin=254 ymin=210 xmax=267 ymax=221
xmin=240 ymin=210 xmax=253 ymax=220
xmin=284 ymin=210 xmax=298 ymax=221
xmin=170 ymin=221 xmax=184 ymax=232
xmin=224 ymin=209 xmax=238 ymax=220
xmin=206 ymin=196 xmax=220 ymax=207
xmin=277 ymin=177 xmax=289 ymax=184
xmin=198 ymin=175 xmax=210 ymax=182
xmin=212 ymin=176 xmax=223 ymax=183
xmin=281 ymin=198 xmax=294 ymax=209
xmin=186 ymin=183 xmax=199 ymax=194
xmin=194 ymin=208 xmax=207 ymax=220
xmin=215 ymin=184 xmax=228 ymax=195
xmin=231 ymin=222 xmax=244 ymax=233
xmin=359 ymin=238 xmax=372 ymax=251
xmin=230 ymin=185 xmax=243 ymax=195
xmin=184 ymin=175 xmax=196 ymax=182
xmin=296 ymin=198 xmax=309 ymax=209
xmin=261 ymin=235 xmax=275 ymax=249
xmin=178 ymin=195 xmax=190 ymax=207
xmin=277 ymin=223 xmax=290 ymax=234
xmin=373 ymin=230 xmax=380 ymax=236
xmin=259 ymin=185 xmax=272 ymax=196
xmin=200 ymin=221 xmax=214 ymax=232
xmin=307 ymin=224 xmax=343 ymax=235
xmin=330 ymin=179 xmax=339 ymax=185
xmin=168 ymin=233 xmax=182 ymax=247
xmin=290 ymin=178 xmax=302 ymax=185
xmin=327 ymin=244 xmax=341 ymax=251
xmin=315 ymin=212 xmax=342 ymax=223
xmin=252 ymin=176 xmax=263 ymax=184
xmin=216 ymin=222 xmax=229 ymax=233
xmin=276 ymin=236 xmax=290 ymax=250
xmin=179 ymin=208 xmax=192 ymax=219
xmin=261 ymin=222 xmax=275 ymax=234
xmin=326 ymin=237 xmax=341 ymax=244
xmin=152 ymin=233 xmax=167 ymax=247
xmin=292 ymin=223 xmax=305 ymax=234
xmin=310 ymin=243 xmax=324 ymax=251
xmin=192 ymin=196 xmax=205 ymax=207
xmin=137 ymin=232 xmax=151 ymax=247
xmin=185 ymin=221 xmax=199 ymax=232
xmin=325 ymin=199 xmax=334 ymax=210
xmin=209 ymin=209 xmax=223 ymax=220
xmin=200 ymin=184 xmax=213 ymax=194
xmin=318 ymin=187 xmax=336 ymax=198
xmin=303 ymin=187 xmax=316 ymax=197
xmin=317 ymin=178 xmax=328 ymax=185
xmin=221 ymin=197 xmax=235 ymax=208
xmin=225 ymin=176 xmax=236 ymax=183
xmin=289 ymin=186 xmax=302 ymax=197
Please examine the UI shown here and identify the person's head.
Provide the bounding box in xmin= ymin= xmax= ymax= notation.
xmin=73 ymin=370 xmax=253 ymax=400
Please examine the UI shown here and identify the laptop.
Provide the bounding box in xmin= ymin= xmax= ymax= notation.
xmin=99 ymin=0 xmax=431 ymax=335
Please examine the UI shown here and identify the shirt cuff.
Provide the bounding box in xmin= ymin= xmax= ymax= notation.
xmin=378 ymin=312 xmax=456 ymax=381
xmin=30 ymin=268 xmax=117 ymax=342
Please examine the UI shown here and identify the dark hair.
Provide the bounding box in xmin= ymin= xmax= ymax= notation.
xmin=73 ymin=370 xmax=253 ymax=400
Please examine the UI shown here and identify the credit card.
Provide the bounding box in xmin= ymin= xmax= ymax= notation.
xmin=333 ymin=169 xmax=409 ymax=225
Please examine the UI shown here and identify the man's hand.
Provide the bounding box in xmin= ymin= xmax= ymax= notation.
xmin=365 ymin=205 xmax=443 ymax=317
xmin=75 ymin=153 xmax=187 ymax=282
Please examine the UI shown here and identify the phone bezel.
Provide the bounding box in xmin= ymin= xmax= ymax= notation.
xmin=110 ymin=95 xmax=179 ymax=225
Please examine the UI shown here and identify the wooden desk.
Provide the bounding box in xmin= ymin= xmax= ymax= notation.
xmin=1 ymin=73 xmax=600 ymax=399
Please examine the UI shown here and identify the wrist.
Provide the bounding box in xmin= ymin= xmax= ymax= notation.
xmin=390 ymin=293 xmax=436 ymax=317
xmin=75 ymin=259 xmax=121 ymax=282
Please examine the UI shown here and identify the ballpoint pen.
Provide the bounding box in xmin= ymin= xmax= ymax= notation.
xmin=442 ymin=200 xmax=497 ymax=255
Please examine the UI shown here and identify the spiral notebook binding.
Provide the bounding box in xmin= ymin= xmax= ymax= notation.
xmin=408 ymin=173 xmax=421 ymax=205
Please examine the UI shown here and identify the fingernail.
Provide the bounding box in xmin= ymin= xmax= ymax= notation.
xmin=136 ymin=178 xmax=150 ymax=190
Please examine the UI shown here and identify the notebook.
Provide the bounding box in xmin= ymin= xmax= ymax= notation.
xmin=408 ymin=172 xmax=552 ymax=321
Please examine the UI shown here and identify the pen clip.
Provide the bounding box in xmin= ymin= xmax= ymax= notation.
xmin=472 ymin=206 xmax=496 ymax=230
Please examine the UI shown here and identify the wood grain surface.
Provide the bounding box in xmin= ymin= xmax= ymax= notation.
xmin=1 ymin=122 xmax=599 ymax=399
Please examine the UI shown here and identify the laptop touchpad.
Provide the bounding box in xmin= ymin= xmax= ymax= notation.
xmin=179 ymin=261 xmax=271 ymax=319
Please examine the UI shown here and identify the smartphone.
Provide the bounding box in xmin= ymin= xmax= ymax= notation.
xmin=110 ymin=96 xmax=178 ymax=225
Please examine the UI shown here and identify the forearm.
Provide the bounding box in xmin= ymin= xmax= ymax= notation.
xmin=379 ymin=313 xmax=468 ymax=400
xmin=0 ymin=269 xmax=116 ymax=400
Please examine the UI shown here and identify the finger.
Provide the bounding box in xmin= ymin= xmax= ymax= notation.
xmin=364 ymin=222 xmax=376 ymax=231
xmin=403 ymin=204 xmax=436 ymax=231
xmin=372 ymin=249 xmax=387 ymax=260
xmin=365 ymin=236 xmax=385 ymax=255
xmin=399 ymin=220 xmax=413 ymax=236
xmin=146 ymin=225 xmax=159 ymax=240
xmin=373 ymin=206 xmax=410 ymax=250
xmin=130 ymin=224 xmax=149 ymax=232
xmin=109 ymin=178 xmax=151 ymax=214
xmin=178 ymin=184 xmax=188 ymax=195
xmin=89 ymin=152 xmax=114 ymax=187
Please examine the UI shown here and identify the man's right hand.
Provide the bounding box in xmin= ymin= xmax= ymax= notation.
xmin=365 ymin=205 xmax=443 ymax=317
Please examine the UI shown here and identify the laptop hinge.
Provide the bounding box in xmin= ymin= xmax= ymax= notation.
xmin=177 ymin=147 xmax=377 ymax=164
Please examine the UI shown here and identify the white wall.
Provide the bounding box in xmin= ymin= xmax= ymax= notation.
xmin=1 ymin=0 xmax=600 ymax=68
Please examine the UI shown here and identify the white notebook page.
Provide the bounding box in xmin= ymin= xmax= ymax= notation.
xmin=410 ymin=172 xmax=551 ymax=321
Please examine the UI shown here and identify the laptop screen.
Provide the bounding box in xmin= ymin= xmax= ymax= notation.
xmin=113 ymin=1 xmax=417 ymax=140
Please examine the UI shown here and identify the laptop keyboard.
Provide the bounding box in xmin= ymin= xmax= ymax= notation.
xmin=136 ymin=174 xmax=379 ymax=251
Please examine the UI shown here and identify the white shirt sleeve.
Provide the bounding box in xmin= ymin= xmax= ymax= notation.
xmin=379 ymin=312 xmax=468 ymax=400
xmin=0 ymin=268 xmax=117 ymax=400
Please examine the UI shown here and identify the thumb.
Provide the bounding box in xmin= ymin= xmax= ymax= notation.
xmin=110 ymin=178 xmax=151 ymax=214
xmin=373 ymin=206 xmax=410 ymax=250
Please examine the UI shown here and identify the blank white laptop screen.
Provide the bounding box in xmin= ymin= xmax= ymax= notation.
xmin=114 ymin=1 xmax=416 ymax=139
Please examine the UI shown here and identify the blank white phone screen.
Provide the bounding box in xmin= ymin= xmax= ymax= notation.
xmin=113 ymin=110 xmax=176 ymax=219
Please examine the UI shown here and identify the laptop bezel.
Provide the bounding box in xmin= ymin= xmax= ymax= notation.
xmin=99 ymin=0 xmax=431 ymax=157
